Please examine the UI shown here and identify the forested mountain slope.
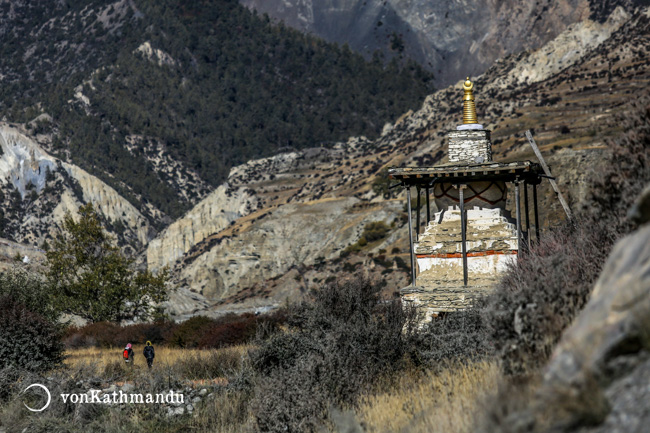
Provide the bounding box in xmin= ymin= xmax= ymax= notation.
xmin=0 ymin=0 xmax=433 ymax=225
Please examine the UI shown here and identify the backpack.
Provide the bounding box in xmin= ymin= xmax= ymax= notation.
xmin=123 ymin=349 xmax=129 ymax=359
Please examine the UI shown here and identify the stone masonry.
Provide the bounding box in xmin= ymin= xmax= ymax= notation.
xmin=448 ymin=130 xmax=492 ymax=163
xmin=404 ymin=206 xmax=518 ymax=314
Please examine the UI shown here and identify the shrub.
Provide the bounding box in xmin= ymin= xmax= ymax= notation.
xmin=0 ymin=268 xmax=57 ymax=321
xmin=485 ymin=222 xmax=609 ymax=375
xmin=168 ymin=316 xmax=217 ymax=348
xmin=63 ymin=321 xmax=177 ymax=348
xmin=344 ymin=221 xmax=391 ymax=253
xmin=62 ymin=311 xmax=286 ymax=349
xmin=251 ymin=278 xmax=419 ymax=432
xmin=362 ymin=221 xmax=390 ymax=242
xmin=198 ymin=315 xmax=258 ymax=349
xmin=0 ymin=295 xmax=63 ymax=372
xmin=415 ymin=307 xmax=492 ymax=368
xmin=115 ymin=321 xmax=176 ymax=347
xmin=63 ymin=321 xmax=120 ymax=348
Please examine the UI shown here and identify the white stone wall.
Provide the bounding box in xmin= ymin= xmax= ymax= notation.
xmin=448 ymin=129 xmax=492 ymax=163
xmin=417 ymin=252 xmax=516 ymax=276
xmin=404 ymin=205 xmax=519 ymax=313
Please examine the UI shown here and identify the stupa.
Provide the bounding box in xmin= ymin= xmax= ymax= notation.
xmin=388 ymin=78 xmax=546 ymax=317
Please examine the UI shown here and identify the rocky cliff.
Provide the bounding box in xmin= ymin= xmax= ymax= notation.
xmin=0 ymin=124 xmax=152 ymax=251
xmin=146 ymin=184 xmax=258 ymax=272
xmin=239 ymin=0 xmax=639 ymax=86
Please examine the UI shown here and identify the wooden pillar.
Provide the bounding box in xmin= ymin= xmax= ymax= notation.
xmin=533 ymin=182 xmax=540 ymax=242
xmin=425 ymin=186 xmax=431 ymax=224
xmin=416 ymin=186 xmax=421 ymax=239
xmin=459 ymin=184 xmax=468 ymax=286
xmin=406 ymin=186 xmax=416 ymax=286
xmin=524 ymin=182 xmax=531 ymax=251
xmin=515 ymin=180 xmax=522 ymax=257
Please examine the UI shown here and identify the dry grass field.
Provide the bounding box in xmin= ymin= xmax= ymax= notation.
xmin=55 ymin=346 xmax=500 ymax=432
xmin=62 ymin=344 xmax=250 ymax=385
xmin=356 ymin=361 xmax=500 ymax=433
xmin=64 ymin=345 xmax=249 ymax=370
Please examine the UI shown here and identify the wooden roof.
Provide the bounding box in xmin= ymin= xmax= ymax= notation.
xmin=388 ymin=160 xmax=544 ymax=185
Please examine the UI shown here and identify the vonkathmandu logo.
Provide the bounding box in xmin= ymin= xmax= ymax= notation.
xmin=61 ymin=390 xmax=184 ymax=405
xmin=22 ymin=384 xmax=52 ymax=412
xmin=22 ymin=383 xmax=183 ymax=412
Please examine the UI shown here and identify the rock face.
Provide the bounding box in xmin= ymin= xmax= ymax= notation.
xmin=0 ymin=124 xmax=152 ymax=249
xmin=239 ymin=0 xmax=605 ymax=86
xmin=146 ymin=184 xmax=258 ymax=272
xmin=530 ymin=204 xmax=650 ymax=431
xmin=61 ymin=164 xmax=151 ymax=246
xmin=175 ymin=197 xmax=403 ymax=302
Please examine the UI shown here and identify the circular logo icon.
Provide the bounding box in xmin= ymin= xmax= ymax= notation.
xmin=22 ymin=384 xmax=51 ymax=412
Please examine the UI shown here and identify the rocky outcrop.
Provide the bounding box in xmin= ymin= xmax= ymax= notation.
xmin=525 ymin=189 xmax=650 ymax=431
xmin=0 ymin=124 xmax=57 ymax=199
xmin=175 ymin=197 xmax=403 ymax=303
xmin=484 ymin=6 xmax=630 ymax=91
xmin=146 ymin=184 xmax=258 ymax=272
xmin=0 ymin=124 xmax=151 ymax=248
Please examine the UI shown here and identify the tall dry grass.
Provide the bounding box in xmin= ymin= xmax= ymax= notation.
xmin=356 ymin=361 xmax=500 ymax=433
xmin=64 ymin=345 xmax=251 ymax=381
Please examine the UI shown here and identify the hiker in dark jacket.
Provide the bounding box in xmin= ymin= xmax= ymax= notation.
xmin=143 ymin=341 xmax=155 ymax=369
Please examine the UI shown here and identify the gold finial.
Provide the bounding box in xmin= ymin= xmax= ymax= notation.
xmin=462 ymin=77 xmax=478 ymax=124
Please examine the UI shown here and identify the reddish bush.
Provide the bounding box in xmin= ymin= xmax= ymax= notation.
xmin=198 ymin=314 xmax=257 ymax=349
xmin=63 ymin=321 xmax=177 ymax=348
xmin=63 ymin=310 xmax=287 ymax=349
xmin=168 ymin=316 xmax=218 ymax=348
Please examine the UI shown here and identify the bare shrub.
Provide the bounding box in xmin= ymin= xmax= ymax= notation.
xmin=251 ymin=278 xmax=419 ymax=432
xmin=63 ymin=321 xmax=177 ymax=349
xmin=0 ymin=295 xmax=63 ymax=372
xmin=415 ymin=307 xmax=493 ymax=368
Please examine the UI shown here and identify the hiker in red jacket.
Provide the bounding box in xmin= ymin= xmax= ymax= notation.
xmin=123 ymin=343 xmax=134 ymax=364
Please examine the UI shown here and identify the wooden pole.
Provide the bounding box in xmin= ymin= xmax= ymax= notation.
xmin=425 ymin=186 xmax=431 ymax=224
xmin=515 ymin=180 xmax=522 ymax=257
xmin=406 ymin=186 xmax=416 ymax=286
xmin=525 ymin=130 xmax=573 ymax=220
xmin=524 ymin=182 xmax=531 ymax=251
xmin=459 ymin=185 xmax=468 ymax=286
xmin=416 ymin=186 xmax=421 ymax=239
xmin=533 ymin=182 xmax=540 ymax=242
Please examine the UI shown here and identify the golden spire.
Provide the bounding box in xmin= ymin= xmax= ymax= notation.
xmin=462 ymin=77 xmax=478 ymax=124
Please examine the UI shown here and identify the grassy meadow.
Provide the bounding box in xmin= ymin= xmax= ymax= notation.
xmin=60 ymin=346 xmax=502 ymax=433
xmin=0 ymin=343 xmax=503 ymax=433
